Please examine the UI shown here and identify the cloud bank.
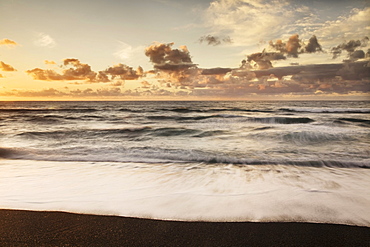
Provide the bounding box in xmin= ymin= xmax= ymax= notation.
xmin=20 ymin=37 xmax=370 ymax=99
xmin=26 ymin=59 xmax=143 ymax=83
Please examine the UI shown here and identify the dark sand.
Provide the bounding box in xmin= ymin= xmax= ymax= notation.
xmin=0 ymin=209 xmax=369 ymax=246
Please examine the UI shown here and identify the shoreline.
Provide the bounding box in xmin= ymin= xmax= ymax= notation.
xmin=0 ymin=209 xmax=369 ymax=246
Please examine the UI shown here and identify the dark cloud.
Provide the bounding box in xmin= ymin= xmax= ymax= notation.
xmin=246 ymin=52 xmax=286 ymax=69
xmin=350 ymin=50 xmax=365 ymax=60
xmin=145 ymin=42 xmax=198 ymax=84
xmin=245 ymin=34 xmax=323 ymax=69
xmin=199 ymin=35 xmax=233 ymax=46
xmin=337 ymin=60 xmax=370 ymax=80
xmin=62 ymin=59 xmax=97 ymax=81
xmin=0 ymin=61 xmax=16 ymax=71
xmin=201 ymin=68 xmax=232 ymax=75
xmin=269 ymin=34 xmax=322 ymax=57
xmin=249 ymin=61 xmax=370 ymax=83
xmin=304 ymin=35 xmax=322 ymax=53
xmin=104 ymin=64 xmax=141 ymax=80
xmin=192 ymin=59 xmax=369 ymax=97
xmin=145 ymin=42 xmax=196 ymax=71
xmin=331 ymin=37 xmax=369 ymax=59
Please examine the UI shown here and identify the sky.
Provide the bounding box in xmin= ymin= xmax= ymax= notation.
xmin=0 ymin=0 xmax=369 ymax=100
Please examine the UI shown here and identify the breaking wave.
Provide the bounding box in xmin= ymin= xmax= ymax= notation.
xmin=1 ymin=147 xmax=369 ymax=169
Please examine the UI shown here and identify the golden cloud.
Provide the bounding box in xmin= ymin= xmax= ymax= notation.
xmin=0 ymin=61 xmax=16 ymax=71
xmin=0 ymin=39 xmax=18 ymax=46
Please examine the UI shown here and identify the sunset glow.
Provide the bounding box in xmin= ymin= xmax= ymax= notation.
xmin=1 ymin=0 xmax=369 ymax=100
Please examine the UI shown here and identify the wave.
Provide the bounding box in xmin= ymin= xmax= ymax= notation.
xmin=152 ymin=127 xmax=200 ymax=137
xmin=16 ymin=127 xmax=152 ymax=140
xmin=16 ymin=126 xmax=213 ymax=139
xmin=250 ymin=117 xmax=314 ymax=124
xmin=281 ymin=131 xmax=354 ymax=144
xmin=0 ymin=108 xmax=98 ymax=113
xmin=279 ymin=108 xmax=370 ymax=114
xmin=160 ymin=107 xmax=275 ymax=113
xmin=1 ymin=147 xmax=368 ymax=169
xmin=147 ymin=115 xmax=314 ymax=124
xmin=335 ymin=118 xmax=370 ymax=126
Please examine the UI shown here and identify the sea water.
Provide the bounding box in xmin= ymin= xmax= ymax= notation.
xmin=0 ymin=101 xmax=369 ymax=226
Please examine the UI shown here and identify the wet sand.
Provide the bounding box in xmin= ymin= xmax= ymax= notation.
xmin=0 ymin=209 xmax=369 ymax=246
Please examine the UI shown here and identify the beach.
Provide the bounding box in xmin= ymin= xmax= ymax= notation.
xmin=1 ymin=209 xmax=369 ymax=246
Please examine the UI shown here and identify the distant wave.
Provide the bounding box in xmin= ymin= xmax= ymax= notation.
xmin=159 ymin=107 xmax=275 ymax=113
xmin=4 ymin=106 xmax=369 ymax=115
xmin=279 ymin=108 xmax=370 ymax=114
xmin=147 ymin=115 xmax=314 ymax=124
xmin=0 ymin=108 xmax=98 ymax=113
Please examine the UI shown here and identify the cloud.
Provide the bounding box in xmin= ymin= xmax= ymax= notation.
xmin=145 ymin=42 xmax=198 ymax=84
xmin=62 ymin=58 xmax=97 ymax=81
xmin=5 ymin=59 xmax=370 ymax=99
xmin=26 ymin=68 xmax=64 ymax=80
xmin=145 ymin=42 xmax=196 ymax=70
xmin=204 ymin=0 xmax=370 ymax=60
xmin=0 ymin=88 xmax=67 ymax=97
xmin=0 ymin=38 xmax=18 ymax=47
xmin=27 ymin=58 xmax=97 ymax=81
xmin=0 ymin=74 xmax=3 ymax=78
xmin=204 ymin=0 xmax=313 ymax=46
xmin=188 ymin=60 xmax=370 ymax=97
xmin=104 ymin=63 xmax=142 ymax=80
xmin=139 ymin=38 xmax=369 ymax=97
xmin=0 ymin=87 xmax=183 ymax=98
xmin=285 ymin=34 xmax=301 ymax=58
xmin=114 ymin=42 xmax=145 ymax=61
xmin=201 ymin=67 xmax=232 ymax=75
xmin=26 ymin=58 xmax=143 ymax=83
xmin=244 ymin=34 xmax=323 ymax=69
xmin=44 ymin=60 xmax=56 ymax=65
xmin=199 ymin=35 xmax=232 ymax=46
xmin=315 ymin=7 xmax=370 ymax=46
xmin=0 ymin=88 xmax=125 ymax=98
xmin=304 ymin=35 xmax=322 ymax=53
xmin=246 ymin=52 xmax=286 ymax=69
xmin=331 ymin=37 xmax=369 ymax=59
xmin=34 ymin=33 xmax=56 ymax=48
xmin=268 ymin=34 xmax=322 ymax=58
xmin=0 ymin=61 xmax=16 ymax=71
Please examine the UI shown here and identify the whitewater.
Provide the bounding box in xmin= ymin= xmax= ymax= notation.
xmin=0 ymin=101 xmax=369 ymax=226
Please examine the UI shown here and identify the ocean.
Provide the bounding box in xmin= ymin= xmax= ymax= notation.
xmin=0 ymin=101 xmax=369 ymax=226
